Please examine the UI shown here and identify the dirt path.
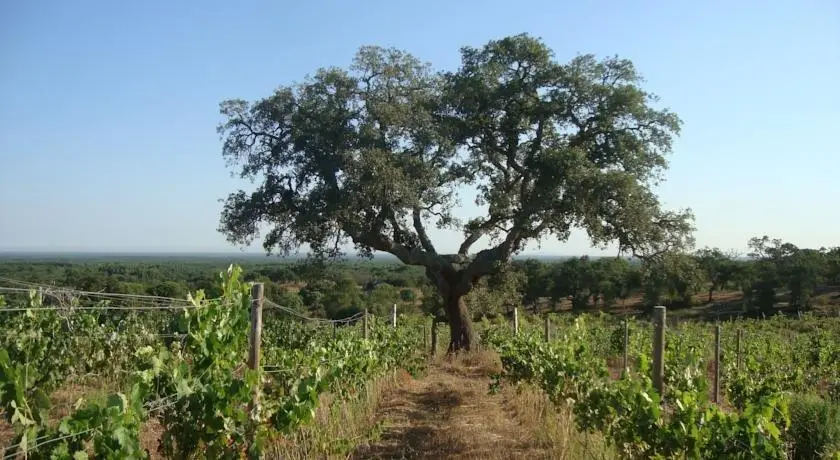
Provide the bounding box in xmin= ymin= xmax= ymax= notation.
xmin=351 ymin=357 xmax=550 ymax=460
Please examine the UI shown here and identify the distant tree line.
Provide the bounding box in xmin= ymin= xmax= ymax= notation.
xmin=1 ymin=235 xmax=837 ymax=320
xmin=0 ymin=258 xmax=426 ymax=319
xmin=496 ymin=236 xmax=840 ymax=316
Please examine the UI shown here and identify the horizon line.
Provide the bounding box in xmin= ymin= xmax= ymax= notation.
xmin=0 ymin=250 xmax=621 ymax=259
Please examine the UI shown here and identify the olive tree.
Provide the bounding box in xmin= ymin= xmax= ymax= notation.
xmin=216 ymin=34 xmax=693 ymax=351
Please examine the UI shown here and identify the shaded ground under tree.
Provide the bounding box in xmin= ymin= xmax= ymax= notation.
xmin=351 ymin=357 xmax=553 ymax=459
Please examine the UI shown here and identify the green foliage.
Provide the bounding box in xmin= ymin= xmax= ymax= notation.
xmin=482 ymin=311 xmax=840 ymax=458
xmin=273 ymin=288 xmax=305 ymax=312
xmin=215 ymin=34 xmax=693 ymax=351
xmin=590 ymin=257 xmax=633 ymax=307
xmin=0 ymin=265 xmax=425 ymax=459
xmin=364 ymin=282 xmax=399 ymax=316
xmin=508 ymin=256 xmax=644 ymax=312
xmin=323 ymin=274 xmax=364 ymax=318
xmin=137 ymin=266 xmax=254 ymax=459
xmin=465 ymin=268 xmax=523 ymax=318
xmin=787 ymin=394 xmax=840 ymax=459
xmin=826 ymin=248 xmax=840 ymax=285
xmin=744 ymin=236 xmax=835 ymax=313
xmin=398 ymin=288 xmax=416 ymax=302
xmin=642 ymin=252 xmax=704 ymax=308
xmin=419 ymin=282 xmax=444 ymax=318
xmin=485 ymin=318 xmax=791 ymax=459
xmin=148 ymin=280 xmax=188 ymax=299
xmin=550 ymin=257 xmax=596 ymax=310
xmin=0 ymin=290 xmax=157 ymax=398
xmin=298 ymin=279 xmax=330 ymax=310
xmin=1 ymin=346 xmax=150 ymax=459
xmin=694 ymin=247 xmax=739 ymax=302
xmin=3 ymin=251 xmax=840 ymax=456
xmin=516 ymin=259 xmax=552 ymax=308
xmin=9 ymin=237 xmax=836 ymax=325
xmin=785 ymin=249 xmax=827 ymax=311
xmin=0 ymin=259 xmax=428 ymax=309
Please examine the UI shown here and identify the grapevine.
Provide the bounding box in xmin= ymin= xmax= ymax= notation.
xmin=0 ymin=265 xmax=425 ymax=458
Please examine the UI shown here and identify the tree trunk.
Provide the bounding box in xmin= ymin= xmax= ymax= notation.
xmin=425 ymin=265 xmax=477 ymax=353
xmin=708 ymin=288 xmax=714 ymax=303
xmin=444 ymin=293 xmax=474 ymax=352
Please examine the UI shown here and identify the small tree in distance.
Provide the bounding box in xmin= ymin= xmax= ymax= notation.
xmin=694 ymin=247 xmax=739 ymax=303
xmin=217 ymin=34 xmax=693 ymax=351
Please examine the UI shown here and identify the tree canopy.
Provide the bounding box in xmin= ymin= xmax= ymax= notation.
xmin=217 ymin=34 xmax=693 ymax=349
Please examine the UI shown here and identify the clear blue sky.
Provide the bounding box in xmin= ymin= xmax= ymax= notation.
xmin=1 ymin=0 xmax=838 ymax=256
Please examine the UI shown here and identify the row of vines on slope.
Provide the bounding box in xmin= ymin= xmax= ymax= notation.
xmin=0 ymin=265 xmax=425 ymax=459
xmin=483 ymin=314 xmax=840 ymax=459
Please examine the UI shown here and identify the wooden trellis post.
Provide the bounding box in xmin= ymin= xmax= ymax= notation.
xmin=652 ymin=306 xmax=666 ymax=396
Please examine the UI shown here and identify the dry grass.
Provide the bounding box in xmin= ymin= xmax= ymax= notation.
xmin=3 ymin=351 xmax=616 ymax=459
xmin=435 ymin=348 xmax=502 ymax=377
xmin=268 ymin=370 xmax=410 ymax=460
xmin=353 ymin=356 xmax=540 ymax=459
xmin=350 ymin=349 xmax=612 ymax=459
xmin=1 ymin=371 xmax=407 ymax=458
xmin=0 ymin=377 xmax=118 ymax=456
xmin=136 ymin=377 xmax=403 ymax=460
xmin=500 ymin=383 xmax=614 ymax=460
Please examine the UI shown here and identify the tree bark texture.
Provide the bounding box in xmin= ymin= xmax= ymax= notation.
xmin=427 ymin=266 xmax=477 ymax=352
xmin=444 ymin=293 xmax=475 ymax=352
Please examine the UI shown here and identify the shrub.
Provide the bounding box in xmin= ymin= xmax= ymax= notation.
xmin=399 ymin=289 xmax=416 ymax=302
xmin=787 ymin=393 xmax=840 ymax=459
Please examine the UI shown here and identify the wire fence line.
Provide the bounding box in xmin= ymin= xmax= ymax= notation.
xmin=0 ymin=304 xmax=203 ymax=312
xmin=1 ymin=428 xmax=98 ymax=460
xmin=0 ymin=282 xmax=220 ymax=312
xmin=0 ymin=289 xmax=367 ymax=325
xmin=145 ymin=393 xmax=184 ymax=412
xmin=1 ymin=391 xmax=191 ymax=459
xmin=1 ymin=363 xmax=220 ymax=457
xmin=0 ymin=278 xmax=364 ymax=325
xmin=263 ymin=299 xmax=365 ymax=324
xmin=0 ymin=292 xmax=192 ymax=307
xmin=0 ymin=277 xmax=194 ymax=303
xmin=0 ymin=280 xmax=371 ymax=457
xmin=0 ymin=355 xmax=279 ymax=458
xmin=0 ymin=294 xmax=205 ymax=315
xmin=0 ymin=285 xmax=202 ymax=313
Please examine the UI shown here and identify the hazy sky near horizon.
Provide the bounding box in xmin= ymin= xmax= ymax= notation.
xmin=1 ymin=0 xmax=838 ymax=256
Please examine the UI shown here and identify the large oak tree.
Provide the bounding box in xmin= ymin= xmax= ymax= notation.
xmin=217 ymin=34 xmax=693 ymax=351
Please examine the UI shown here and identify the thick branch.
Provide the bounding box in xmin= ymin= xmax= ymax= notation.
xmin=458 ymin=233 xmax=481 ymax=256
xmin=413 ymin=207 xmax=437 ymax=254
xmin=351 ymin=228 xmax=441 ymax=270
xmin=529 ymin=116 xmax=545 ymax=158
xmin=454 ymin=247 xmax=504 ymax=295
xmin=458 ymin=214 xmax=511 ymax=255
xmin=385 ymin=212 xmax=404 ymax=241
xmin=504 ymin=143 xmax=526 ymax=175
xmin=456 ymin=214 xmax=551 ymax=293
